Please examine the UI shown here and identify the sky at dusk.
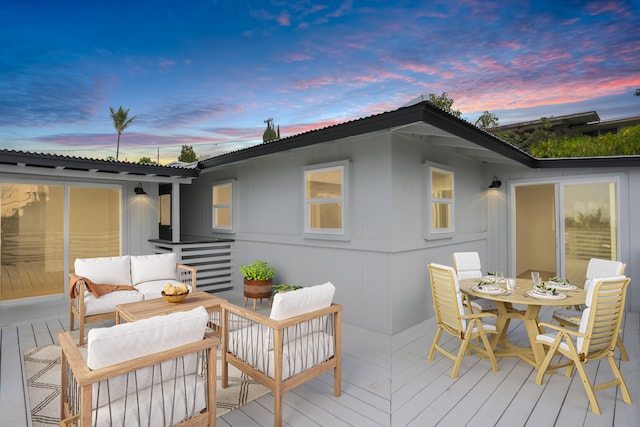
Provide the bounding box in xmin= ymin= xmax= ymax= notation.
xmin=2 ymin=0 xmax=639 ymax=164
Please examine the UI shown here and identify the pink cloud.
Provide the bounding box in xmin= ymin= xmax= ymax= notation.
xmin=278 ymin=11 xmax=291 ymax=26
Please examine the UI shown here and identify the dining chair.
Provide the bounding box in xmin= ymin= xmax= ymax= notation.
xmin=552 ymin=258 xmax=628 ymax=360
xmin=535 ymin=275 xmax=632 ymax=415
xmin=452 ymin=252 xmax=497 ymax=313
xmin=427 ymin=263 xmax=499 ymax=379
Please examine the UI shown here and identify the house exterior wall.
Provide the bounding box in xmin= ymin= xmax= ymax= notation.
xmin=485 ymin=165 xmax=638 ymax=312
xmin=182 ymin=133 xmax=495 ymax=334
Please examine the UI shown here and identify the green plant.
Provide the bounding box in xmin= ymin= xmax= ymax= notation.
xmin=240 ymin=260 xmax=276 ymax=280
xmin=272 ymin=283 xmax=303 ymax=292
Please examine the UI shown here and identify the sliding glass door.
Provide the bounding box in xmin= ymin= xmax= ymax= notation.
xmin=0 ymin=182 xmax=121 ymax=301
xmin=514 ymin=178 xmax=619 ymax=287
xmin=561 ymin=180 xmax=618 ymax=287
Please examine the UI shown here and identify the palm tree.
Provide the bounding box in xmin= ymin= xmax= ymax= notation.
xmin=109 ymin=106 xmax=137 ymax=160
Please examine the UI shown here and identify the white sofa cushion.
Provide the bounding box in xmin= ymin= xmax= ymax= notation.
xmin=130 ymin=253 xmax=178 ymax=285
xmin=270 ymin=282 xmax=335 ymax=321
xmin=83 ymin=290 xmax=144 ymax=316
xmin=87 ymin=305 xmax=208 ymax=370
xmin=74 ymin=256 xmax=132 ymax=286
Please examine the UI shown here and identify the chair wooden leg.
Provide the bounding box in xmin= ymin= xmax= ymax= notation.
xmin=616 ymin=334 xmax=629 ymax=361
xmin=428 ymin=328 xmax=443 ymax=361
xmin=452 ymin=334 xmax=471 ymax=379
xmin=274 ymin=390 xmax=283 ymax=427
xmin=573 ymin=356 xmax=601 ymax=415
xmin=535 ymin=335 xmax=562 ymax=385
xmin=606 ymin=355 xmax=632 ymax=404
xmin=78 ymin=318 xmax=85 ymax=346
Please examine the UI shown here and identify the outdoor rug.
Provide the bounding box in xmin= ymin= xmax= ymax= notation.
xmin=24 ymin=344 xmax=270 ymax=426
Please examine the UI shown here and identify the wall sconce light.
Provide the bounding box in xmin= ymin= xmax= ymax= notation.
xmin=134 ymin=183 xmax=147 ymax=195
xmin=488 ymin=176 xmax=502 ymax=189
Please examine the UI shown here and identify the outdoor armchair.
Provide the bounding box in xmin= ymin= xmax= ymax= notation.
xmin=221 ymin=282 xmax=342 ymax=427
xmin=59 ymin=306 xmax=218 ymax=426
xmin=427 ymin=263 xmax=499 ymax=379
xmin=452 ymin=252 xmax=497 ymax=313
xmin=551 ymin=258 xmax=628 ymax=360
xmin=535 ymin=276 xmax=632 ymax=415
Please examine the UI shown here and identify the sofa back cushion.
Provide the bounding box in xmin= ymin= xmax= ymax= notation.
xmin=87 ymin=305 xmax=207 ymax=370
xmin=270 ymin=282 xmax=335 ymax=321
xmin=130 ymin=253 xmax=178 ymax=285
xmin=74 ymin=255 xmax=132 ymax=286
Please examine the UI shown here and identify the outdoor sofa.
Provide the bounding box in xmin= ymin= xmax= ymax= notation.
xmin=69 ymin=253 xmax=197 ymax=345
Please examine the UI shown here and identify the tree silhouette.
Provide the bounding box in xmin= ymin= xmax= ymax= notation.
xmin=263 ymin=118 xmax=280 ymax=142
xmin=109 ymin=106 xmax=137 ymax=160
xmin=178 ymin=145 xmax=197 ymax=162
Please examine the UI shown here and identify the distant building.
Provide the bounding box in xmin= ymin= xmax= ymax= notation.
xmin=494 ymin=111 xmax=640 ymax=137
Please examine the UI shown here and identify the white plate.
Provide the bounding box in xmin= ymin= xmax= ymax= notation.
xmin=527 ymin=289 xmax=567 ymax=300
xmin=472 ymin=285 xmax=506 ymax=295
xmin=545 ymin=282 xmax=576 ymax=291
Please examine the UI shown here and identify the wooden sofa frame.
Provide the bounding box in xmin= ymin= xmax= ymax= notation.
xmin=69 ymin=263 xmax=197 ymax=345
xmin=220 ymin=301 xmax=343 ymax=427
xmin=58 ymin=331 xmax=218 ymax=427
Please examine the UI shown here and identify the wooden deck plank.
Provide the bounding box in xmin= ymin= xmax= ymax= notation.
xmin=0 ymin=325 xmax=29 ymax=427
xmin=1 ymin=296 xmax=638 ymax=427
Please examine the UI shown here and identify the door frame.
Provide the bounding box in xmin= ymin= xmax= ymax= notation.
xmin=507 ymin=172 xmax=626 ymax=282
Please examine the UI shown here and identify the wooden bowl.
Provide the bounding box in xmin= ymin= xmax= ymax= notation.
xmin=161 ymin=290 xmax=189 ymax=303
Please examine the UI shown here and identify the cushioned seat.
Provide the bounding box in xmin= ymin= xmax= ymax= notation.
xmin=59 ymin=306 xmax=218 ymax=427
xmin=221 ymin=281 xmax=342 ymax=427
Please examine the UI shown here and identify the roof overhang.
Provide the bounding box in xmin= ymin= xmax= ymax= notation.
xmin=0 ymin=150 xmax=199 ymax=183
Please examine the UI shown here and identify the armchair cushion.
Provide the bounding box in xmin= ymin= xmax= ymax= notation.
xmin=270 ymin=281 xmax=335 ymax=321
xmin=130 ymin=253 xmax=178 ymax=285
xmin=87 ymin=305 xmax=208 ymax=369
xmin=82 ymin=290 xmax=144 ymax=316
xmin=74 ymin=255 xmax=132 ymax=286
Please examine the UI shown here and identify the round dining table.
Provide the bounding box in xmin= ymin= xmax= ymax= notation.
xmin=459 ymin=278 xmax=586 ymax=369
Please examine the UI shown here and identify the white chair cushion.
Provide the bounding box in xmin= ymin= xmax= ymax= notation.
xmin=458 ymin=270 xmax=483 ymax=280
xmin=134 ymin=279 xmax=191 ymax=300
xmin=87 ymin=305 xmax=207 ymax=370
xmin=552 ymin=308 xmax=581 ymax=325
xmin=228 ymin=330 xmax=334 ymax=380
xmin=93 ymin=373 xmax=206 ymax=427
xmin=470 ymin=297 xmax=497 ymax=312
xmin=270 ymin=282 xmax=335 ymax=321
xmin=83 ymin=290 xmax=144 ymax=316
xmin=74 ymin=256 xmax=132 ymax=286
xmin=130 ymin=253 xmax=178 ymax=285
xmin=453 ymin=252 xmax=482 ymax=277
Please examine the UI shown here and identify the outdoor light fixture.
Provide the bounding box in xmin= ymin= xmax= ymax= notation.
xmin=134 ymin=183 xmax=147 ymax=195
xmin=488 ymin=176 xmax=502 ymax=189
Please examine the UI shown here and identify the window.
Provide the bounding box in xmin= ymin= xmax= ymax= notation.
xmin=212 ymin=181 xmax=233 ymax=231
xmin=425 ymin=164 xmax=454 ymax=239
xmin=304 ymin=161 xmax=348 ymax=238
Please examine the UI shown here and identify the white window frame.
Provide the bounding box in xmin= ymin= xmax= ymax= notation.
xmin=425 ymin=162 xmax=455 ymax=239
xmin=212 ymin=180 xmax=234 ymax=233
xmin=303 ymin=160 xmax=349 ymax=240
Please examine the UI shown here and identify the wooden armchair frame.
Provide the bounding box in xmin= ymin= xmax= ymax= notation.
xmin=220 ymin=301 xmax=342 ymax=427
xmin=428 ymin=263 xmax=499 ymax=379
xmin=535 ymin=276 xmax=632 ymax=415
xmin=69 ymin=263 xmax=196 ymax=345
xmin=551 ymin=261 xmax=628 ymax=361
xmin=58 ymin=330 xmax=218 ymax=427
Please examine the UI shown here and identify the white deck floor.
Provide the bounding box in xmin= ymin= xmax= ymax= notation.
xmin=1 ymin=292 xmax=638 ymax=426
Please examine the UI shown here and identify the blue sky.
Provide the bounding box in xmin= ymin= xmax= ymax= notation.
xmin=2 ymin=0 xmax=639 ymax=164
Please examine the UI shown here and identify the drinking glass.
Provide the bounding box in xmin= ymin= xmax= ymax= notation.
xmin=506 ymin=278 xmax=516 ymax=291
xmin=531 ymin=271 xmax=541 ymax=286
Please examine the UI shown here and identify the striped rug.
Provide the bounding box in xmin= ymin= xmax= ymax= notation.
xmin=24 ymin=344 xmax=269 ymax=426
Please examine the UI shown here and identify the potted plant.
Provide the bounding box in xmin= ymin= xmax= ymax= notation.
xmin=272 ymin=283 xmax=303 ymax=293
xmin=240 ymin=260 xmax=276 ymax=306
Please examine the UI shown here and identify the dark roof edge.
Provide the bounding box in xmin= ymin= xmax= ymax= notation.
xmin=417 ymin=104 xmax=537 ymax=167
xmin=0 ymin=149 xmax=200 ymax=178
xmin=199 ymin=101 xmax=538 ymax=169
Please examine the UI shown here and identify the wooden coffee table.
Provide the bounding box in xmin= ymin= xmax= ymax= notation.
xmin=115 ymin=291 xmax=227 ymax=334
